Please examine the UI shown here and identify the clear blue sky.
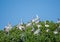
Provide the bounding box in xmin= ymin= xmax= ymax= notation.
xmin=0 ymin=0 xmax=60 ymax=30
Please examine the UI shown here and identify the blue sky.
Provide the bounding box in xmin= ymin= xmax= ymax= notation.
xmin=0 ymin=0 xmax=60 ymax=30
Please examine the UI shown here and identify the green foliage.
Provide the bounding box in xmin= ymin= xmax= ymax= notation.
xmin=0 ymin=21 xmax=60 ymax=42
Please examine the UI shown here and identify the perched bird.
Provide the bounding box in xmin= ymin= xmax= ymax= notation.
xmin=17 ymin=19 xmax=25 ymax=31
xmin=34 ymin=29 xmax=40 ymax=35
xmin=35 ymin=15 xmax=40 ymax=24
xmin=45 ymin=24 xmax=49 ymax=27
xmin=53 ymin=30 xmax=58 ymax=34
xmin=45 ymin=21 xmax=49 ymax=27
xmin=26 ymin=22 xmax=32 ymax=27
xmin=5 ymin=23 xmax=12 ymax=31
xmin=31 ymin=26 xmax=35 ymax=32
xmin=17 ymin=25 xmax=25 ymax=31
xmin=4 ymin=23 xmax=12 ymax=34
xmin=35 ymin=20 xmax=40 ymax=24
xmin=32 ymin=15 xmax=40 ymax=24
xmin=37 ymin=24 xmax=41 ymax=28
xmin=46 ymin=29 xmax=50 ymax=32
